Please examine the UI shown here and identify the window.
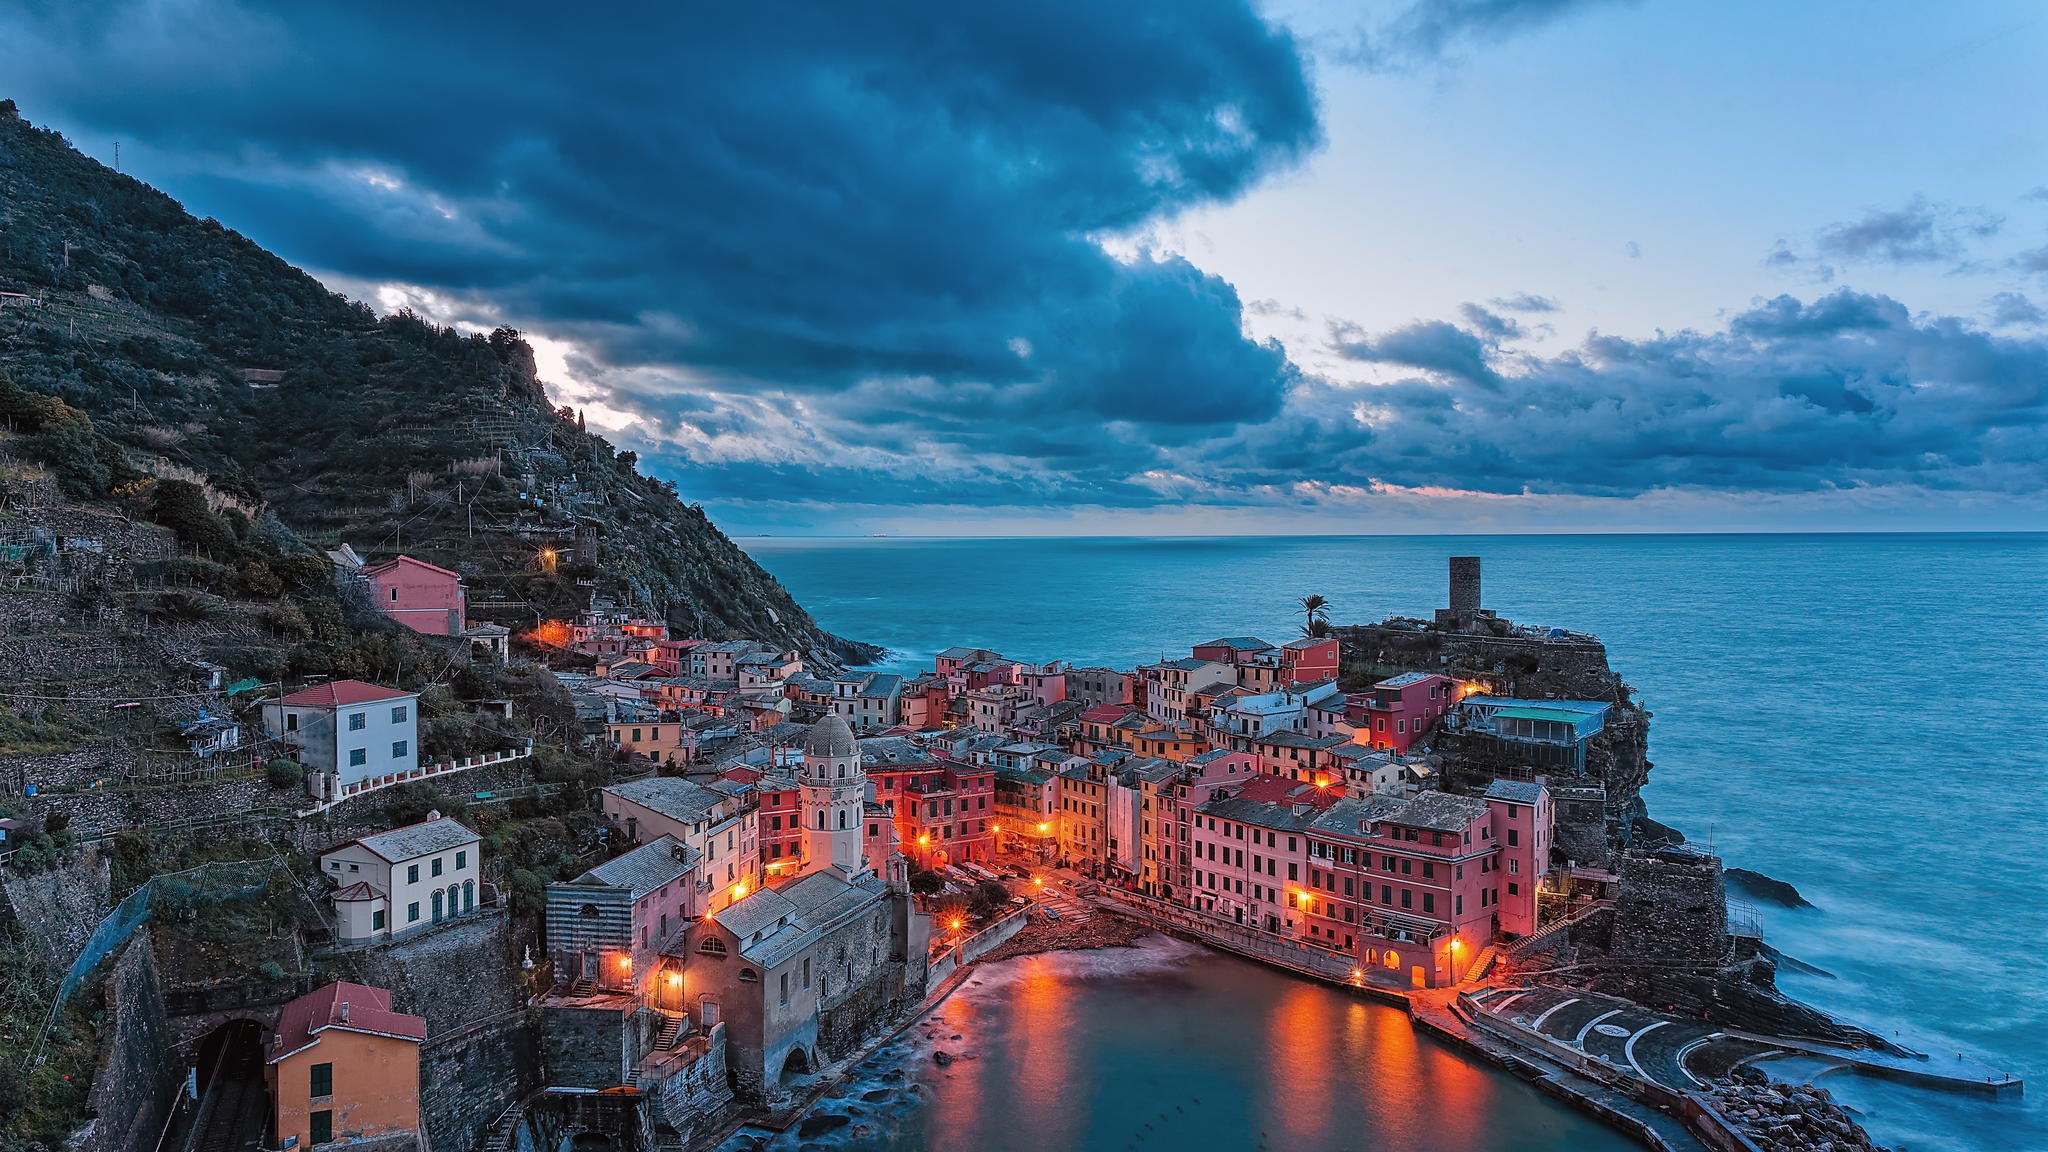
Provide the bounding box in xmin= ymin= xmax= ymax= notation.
xmin=699 ymin=938 xmax=728 ymax=957
xmin=1508 ymin=882 xmax=1520 ymax=896
xmin=1507 ymin=829 xmax=1519 ymax=846
xmin=348 ymin=748 xmax=367 ymax=768
xmin=455 ymin=850 xmax=466 ymax=870
xmin=390 ymin=739 xmax=407 ymax=759
xmin=373 ymin=909 xmax=386 ymax=930
xmin=310 ymin=1062 xmax=333 ymax=1098
xmin=286 ymin=713 xmax=299 ymax=732
xmin=1509 ymin=858 xmax=1521 ymax=874
xmin=311 ymin=1110 xmax=333 ymax=1146
xmin=407 ymin=864 xmax=420 ymax=883
xmin=431 ymin=857 xmax=444 ymax=877
xmin=408 ymin=901 xmax=420 ymax=923
xmin=392 ymin=705 xmax=408 ymax=723
xmin=389 ymin=587 xmax=400 ymax=603
xmin=803 ymin=958 xmax=811 ymax=988
xmin=779 ymin=972 xmax=790 ymax=1005
xmin=348 ymin=712 xmax=366 ymax=732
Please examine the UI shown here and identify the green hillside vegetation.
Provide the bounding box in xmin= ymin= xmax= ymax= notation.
xmin=0 ymin=99 xmax=874 ymax=663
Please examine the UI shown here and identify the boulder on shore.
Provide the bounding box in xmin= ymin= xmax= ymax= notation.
xmin=1727 ymin=867 xmax=1814 ymax=908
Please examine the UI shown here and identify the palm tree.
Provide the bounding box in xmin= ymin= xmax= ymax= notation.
xmin=1299 ymin=594 xmax=1331 ymax=637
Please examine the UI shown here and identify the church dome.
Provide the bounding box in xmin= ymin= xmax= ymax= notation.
xmin=804 ymin=713 xmax=858 ymax=760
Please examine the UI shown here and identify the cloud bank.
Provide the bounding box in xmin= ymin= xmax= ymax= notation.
xmin=3 ymin=2 xmax=2043 ymax=532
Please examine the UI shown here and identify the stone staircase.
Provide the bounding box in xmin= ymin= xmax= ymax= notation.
xmin=655 ymin=1014 xmax=686 ymax=1050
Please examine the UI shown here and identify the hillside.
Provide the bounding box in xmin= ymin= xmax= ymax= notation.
xmin=0 ymin=99 xmax=875 ymax=666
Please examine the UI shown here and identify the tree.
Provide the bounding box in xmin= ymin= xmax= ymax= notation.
xmin=265 ymin=758 xmax=304 ymax=789
xmin=907 ymin=868 xmax=943 ymax=896
xmin=1299 ymin=594 xmax=1331 ymax=637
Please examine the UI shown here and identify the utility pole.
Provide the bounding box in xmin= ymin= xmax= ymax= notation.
xmin=114 ymin=141 xmax=120 ymax=171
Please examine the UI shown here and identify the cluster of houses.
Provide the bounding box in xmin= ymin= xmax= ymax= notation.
xmin=273 ymin=560 xmax=1620 ymax=1148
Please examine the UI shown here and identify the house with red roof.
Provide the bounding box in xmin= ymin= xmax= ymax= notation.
xmin=361 ymin=555 xmax=466 ymax=636
xmin=265 ymin=980 xmax=425 ymax=1151
xmin=262 ymin=680 xmax=420 ymax=791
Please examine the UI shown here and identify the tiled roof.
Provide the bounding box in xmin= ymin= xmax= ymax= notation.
xmin=346 ymin=817 xmax=477 ymax=863
xmin=1377 ymin=672 xmax=1437 ymax=689
xmin=360 ymin=555 xmax=461 ymax=580
xmin=575 ymin=836 xmax=698 ymax=897
xmin=331 ymin=881 xmax=382 ymax=902
xmin=606 ymin=776 xmax=731 ymax=824
xmin=1382 ymin=791 xmax=1491 ymax=833
xmin=713 ymin=887 xmax=798 ymax=942
xmin=1483 ymin=779 xmax=1546 ymax=804
xmin=275 ymin=679 xmax=415 ymax=709
xmin=268 ymin=981 xmax=424 ymax=1064
xmin=1200 ymin=637 xmax=1274 ymax=650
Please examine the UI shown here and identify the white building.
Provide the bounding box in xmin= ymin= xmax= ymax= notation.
xmin=262 ymin=680 xmax=420 ymax=791
xmin=799 ymin=714 xmax=866 ymax=878
xmin=319 ymin=814 xmax=481 ymax=944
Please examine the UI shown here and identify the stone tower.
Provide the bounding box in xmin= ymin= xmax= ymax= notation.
xmin=1448 ymin=555 xmax=1482 ymax=619
xmin=800 ymin=714 xmax=866 ymax=877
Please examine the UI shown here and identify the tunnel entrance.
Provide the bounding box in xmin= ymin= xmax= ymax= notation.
xmin=184 ymin=1019 xmax=269 ymax=1152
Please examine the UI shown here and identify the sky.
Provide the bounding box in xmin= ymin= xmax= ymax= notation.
xmin=3 ymin=0 xmax=2045 ymax=535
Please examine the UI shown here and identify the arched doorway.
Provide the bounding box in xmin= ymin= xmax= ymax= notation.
xmin=779 ymin=1047 xmax=812 ymax=1084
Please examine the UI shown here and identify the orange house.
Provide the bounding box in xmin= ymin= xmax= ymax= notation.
xmin=266 ymin=981 xmax=426 ymax=1150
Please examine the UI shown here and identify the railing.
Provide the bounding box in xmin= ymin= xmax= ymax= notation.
xmin=298 ymin=742 xmax=535 ymax=813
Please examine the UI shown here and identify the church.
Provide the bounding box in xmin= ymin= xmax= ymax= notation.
xmin=541 ymin=714 xmax=932 ymax=1123
xmin=678 ymin=714 xmax=930 ymax=1098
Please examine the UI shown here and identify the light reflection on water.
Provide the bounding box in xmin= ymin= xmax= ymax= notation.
xmin=736 ymin=937 xmax=1640 ymax=1152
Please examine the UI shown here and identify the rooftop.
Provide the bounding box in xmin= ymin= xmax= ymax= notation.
xmin=275 ymin=679 xmax=416 ymax=709
xmin=342 ymin=816 xmax=477 ymax=863
xmin=269 ymin=981 xmax=424 ymax=1064
xmin=1484 ymin=779 xmax=1547 ymax=804
xmin=573 ymin=835 xmax=698 ymax=897
xmin=605 ymin=776 xmax=733 ymax=825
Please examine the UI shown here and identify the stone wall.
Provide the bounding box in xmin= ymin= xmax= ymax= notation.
xmin=646 ymin=1024 xmax=735 ymax=1146
xmin=539 ymin=1003 xmax=629 ymax=1090
xmin=79 ymin=931 xmax=179 ymax=1152
xmin=347 ymin=909 xmax=540 ymax=1152
xmin=1611 ymin=851 xmax=1728 ymax=963
xmin=0 ymin=844 xmax=114 ymax=970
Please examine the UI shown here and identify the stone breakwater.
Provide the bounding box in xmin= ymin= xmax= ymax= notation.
xmin=1708 ymin=1070 xmax=1887 ymax=1152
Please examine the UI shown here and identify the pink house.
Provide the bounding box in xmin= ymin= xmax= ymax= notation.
xmin=1279 ymin=638 xmax=1339 ymax=685
xmin=1347 ymin=672 xmax=1460 ymax=753
xmin=361 ymin=556 xmax=466 ymax=636
xmin=1300 ymin=782 xmax=1551 ymax=987
xmin=1185 ymin=774 xmax=1341 ymax=934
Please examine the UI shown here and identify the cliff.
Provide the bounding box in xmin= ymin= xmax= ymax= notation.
xmin=1335 ymin=616 xmax=1652 ymax=855
xmin=0 ymin=100 xmax=875 ymax=667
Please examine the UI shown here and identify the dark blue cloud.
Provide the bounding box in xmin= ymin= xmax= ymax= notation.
xmin=1812 ymin=196 xmax=2001 ymax=265
xmin=1330 ymin=317 xmax=1504 ymax=388
xmin=2 ymin=0 xmax=1315 ymax=429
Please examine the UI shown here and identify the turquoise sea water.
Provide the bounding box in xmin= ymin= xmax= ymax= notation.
xmin=742 ymin=533 xmax=2047 ymax=1152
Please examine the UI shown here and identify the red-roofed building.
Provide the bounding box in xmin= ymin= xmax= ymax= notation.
xmin=266 ymin=981 xmax=425 ymax=1151
xmin=262 ymin=682 xmax=420 ymax=791
xmin=361 ymin=555 xmax=466 ymax=637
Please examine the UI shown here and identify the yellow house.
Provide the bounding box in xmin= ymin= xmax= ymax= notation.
xmin=266 ymin=981 xmax=425 ymax=1150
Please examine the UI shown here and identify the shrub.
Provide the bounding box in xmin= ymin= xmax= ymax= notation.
xmin=264 ymin=758 xmax=304 ymax=789
xmin=149 ymin=479 xmax=237 ymax=557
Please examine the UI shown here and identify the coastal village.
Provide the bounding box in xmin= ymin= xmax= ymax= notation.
xmin=1 ymin=545 xmax=2014 ymax=1152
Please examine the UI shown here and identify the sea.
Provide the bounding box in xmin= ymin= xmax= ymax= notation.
xmin=740 ymin=533 xmax=2047 ymax=1152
